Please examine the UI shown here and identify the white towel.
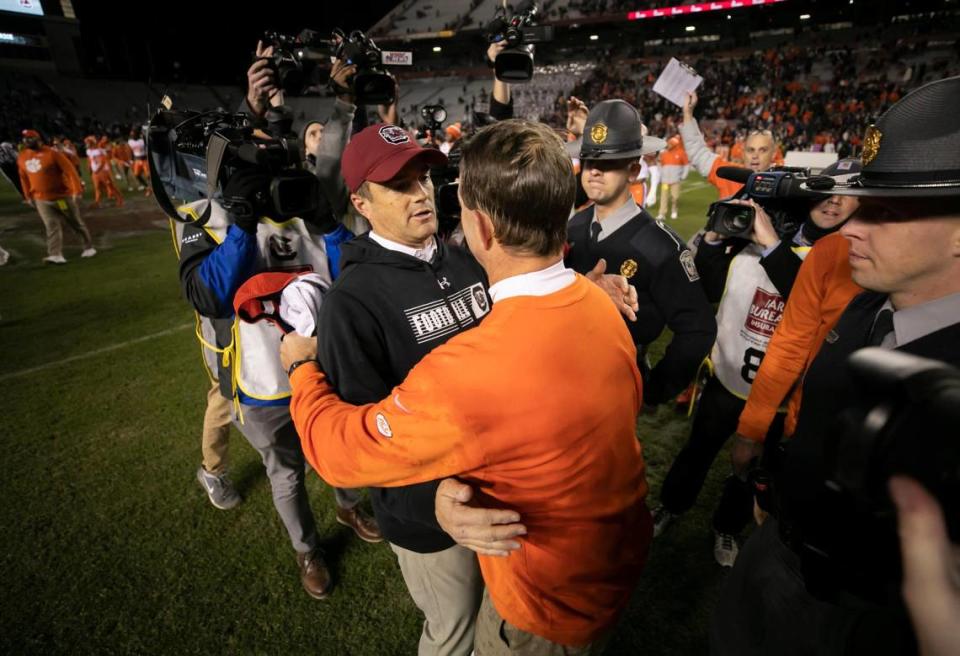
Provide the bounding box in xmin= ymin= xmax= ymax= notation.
xmin=279 ymin=273 xmax=328 ymax=336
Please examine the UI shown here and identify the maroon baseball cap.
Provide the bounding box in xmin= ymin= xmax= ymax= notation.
xmin=342 ymin=123 xmax=447 ymax=193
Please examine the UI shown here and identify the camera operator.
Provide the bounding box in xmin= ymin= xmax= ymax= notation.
xmin=681 ymin=91 xmax=775 ymax=199
xmin=712 ymin=75 xmax=960 ymax=656
xmin=564 ymin=99 xmax=717 ymax=410
xmin=652 ymin=160 xmax=861 ymax=566
xmin=486 ymin=41 xmax=513 ymax=121
xmin=244 ymin=40 xmax=285 ymax=120
xmin=172 ymin=48 xmax=386 ymax=600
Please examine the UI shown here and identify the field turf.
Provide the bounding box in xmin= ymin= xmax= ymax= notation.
xmin=0 ymin=173 xmax=736 ymax=655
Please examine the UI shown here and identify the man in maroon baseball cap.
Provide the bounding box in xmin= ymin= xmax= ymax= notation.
xmin=342 ymin=123 xmax=447 ymax=249
xmin=297 ymin=122 xmax=491 ymax=652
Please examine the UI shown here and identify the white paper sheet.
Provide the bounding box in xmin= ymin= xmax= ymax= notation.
xmin=653 ymin=58 xmax=703 ymax=108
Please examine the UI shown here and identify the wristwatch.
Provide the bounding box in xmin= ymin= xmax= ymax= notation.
xmin=287 ymin=359 xmax=317 ymax=377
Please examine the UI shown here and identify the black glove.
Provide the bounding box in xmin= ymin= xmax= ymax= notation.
xmin=222 ymin=168 xmax=272 ymax=234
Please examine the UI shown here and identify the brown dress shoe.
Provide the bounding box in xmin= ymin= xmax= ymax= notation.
xmin=296 ymin=549 xmax=332 ymax=600
xmin=335 ymin=506 xmax=384 ymax=543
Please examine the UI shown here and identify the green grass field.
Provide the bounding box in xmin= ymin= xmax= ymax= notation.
xmin=0 ymin=174 xmax=734 ymax=655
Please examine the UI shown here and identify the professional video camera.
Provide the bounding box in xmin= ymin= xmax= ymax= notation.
xmin=260 ymin=28 xmax=396 ymax=105
xmin=330 ymin=28 xmax=396 ymax=105
xmin=485 ymin=2 xmax=554 ymax=83
xmin=146 ymin=101 xmax=333 ymax=230
xmin=417 ymin=104 xmax=447 ymax=141
xmin=432 ymin=147 xmax=461 ymax=239
xmin=260 ymin=29 xmax=332 ymax=96
xmin=705 ymin=167 xmax=820 ymax=239
xmin=775 ymin=349 xmax=960 ymax=603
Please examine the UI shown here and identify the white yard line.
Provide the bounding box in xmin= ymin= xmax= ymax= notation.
xmin=0 ymin=323 xmax=192 ymax=382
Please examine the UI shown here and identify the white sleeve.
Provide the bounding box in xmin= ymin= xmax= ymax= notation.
xmin=679 ymin=119 xmax=719 ymax=178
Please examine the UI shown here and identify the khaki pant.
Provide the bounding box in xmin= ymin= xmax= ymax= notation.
xmin=474 ymin=590 xmax=609 ymax=656
xmin=391 ymin=543 xmax=484 ymax=656
xmin=201 ymin=381 xmax=232 ymax=474
xmin=35 ymin=198 xmax=93 ymax=257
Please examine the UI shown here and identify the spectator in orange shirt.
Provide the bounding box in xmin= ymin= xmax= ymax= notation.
xmin=281 ymin=119 xmax=652 ymax=654
xmin=111 ymin=139 xmax=135 ymax=191
xmin=657 ymin=135 xmax=689 ymax=221
xmin=680 ymin=92 xmax=777 ymax=200
xmin=730 ymin=134 xmax=745 ymax=164
xmin=17 ymin=129 xmax=96 ymax=264
xmin=52 ymin=135 xmax=82 ymax=169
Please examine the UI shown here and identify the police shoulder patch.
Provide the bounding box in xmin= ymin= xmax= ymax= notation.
xmin=679 ymin=250 xmax=700 ymax=282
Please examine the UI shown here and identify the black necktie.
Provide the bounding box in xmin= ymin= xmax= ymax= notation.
xmin=590 ymin=222 xmax=602 ymax=244
xmin=867 ymin=308 xmax=895 ymax=347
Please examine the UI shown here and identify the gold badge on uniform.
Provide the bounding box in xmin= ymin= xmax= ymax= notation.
xmin=619 ymin=259 xmax=638 ymax=279
xmin=862 ymin=125 xmax=882 ymax=166
xmin=590 ymin=122 xmax=608 ymax=145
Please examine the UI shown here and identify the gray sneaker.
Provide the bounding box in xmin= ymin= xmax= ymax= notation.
xmin=714 ymin=531 xmax=740 ymax=567
xmin=652 ymin=505 xmax=677 ymax=538
xmin=196 ymin=466 xmax=242 ymax=510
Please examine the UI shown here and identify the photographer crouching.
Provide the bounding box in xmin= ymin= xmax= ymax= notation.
xmin=712 ymin=75 xmax=960 ymax=656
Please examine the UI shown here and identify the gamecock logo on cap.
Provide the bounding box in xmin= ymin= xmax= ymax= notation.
xmin=379 ymin=125 xmax=410 ymax=145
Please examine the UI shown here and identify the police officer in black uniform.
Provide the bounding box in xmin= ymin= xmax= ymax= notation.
xmin=565 ymin=99 xmax=717 ymax=407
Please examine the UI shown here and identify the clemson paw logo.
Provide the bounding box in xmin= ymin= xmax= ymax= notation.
xmin=25 ymin=158 xmax=42 ymax=174
xmin=379 ymin=126 xmax=410 ymax=145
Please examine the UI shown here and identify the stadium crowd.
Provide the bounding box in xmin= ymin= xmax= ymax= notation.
xmin=5 ymin=15 xmax=960 ymax=656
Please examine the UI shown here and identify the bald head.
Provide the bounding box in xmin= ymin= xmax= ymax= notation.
xmin=744 ymin=132 xmax=776 ymax=172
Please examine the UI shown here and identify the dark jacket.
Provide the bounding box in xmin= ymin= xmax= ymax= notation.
xmin=694 ymin=223 xmax=822 ymax=304
xmin=316 ymin=234 xmax=490 ymax=552
xmin=565 ymin=207 xmax=717 ymax=405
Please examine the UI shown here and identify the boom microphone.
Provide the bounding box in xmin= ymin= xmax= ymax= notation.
xmin=716 ymin=166 xmax=753 ymax=183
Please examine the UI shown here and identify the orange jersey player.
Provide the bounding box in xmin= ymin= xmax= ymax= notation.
xmin=85 ymin=136 xmax=124 ymax=208
xmin=128 ymin=130 xmax=150 ymax=193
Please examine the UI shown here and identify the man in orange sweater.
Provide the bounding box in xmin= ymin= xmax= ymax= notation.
xmin=732 ymin=232 xmax=863 ymax=470
xmin=17 ymin=129 xmax=96 ymax=264
xmin=282 ymin=120 xmax=652 ymax=653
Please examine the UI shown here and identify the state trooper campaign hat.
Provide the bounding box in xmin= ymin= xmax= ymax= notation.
xmin=806 ymin=75 xmax=960 ymax=197
xmin=570 ymin=99 xmax=667 ymax=161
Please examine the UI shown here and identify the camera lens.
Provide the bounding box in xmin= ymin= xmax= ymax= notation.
xmin=722 ymin=207 xmax=753 ymax=234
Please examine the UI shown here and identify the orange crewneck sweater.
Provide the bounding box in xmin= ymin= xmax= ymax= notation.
xmin=17 ymin=147 xmax=83 ymax=201
xmin=737 ymin=232 xmax=863 ymax=440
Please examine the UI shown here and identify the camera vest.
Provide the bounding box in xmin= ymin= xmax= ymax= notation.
xmin=711 ymin=243 xmax=811 ymax=399
xmin=174 ymin=199 xmax=332 ymax=406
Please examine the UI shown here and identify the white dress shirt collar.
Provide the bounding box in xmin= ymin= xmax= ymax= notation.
xmin=487 ymin=259 xmax=577 ymax=304
xmin=369 ymin=231 xmax=437 ymax=262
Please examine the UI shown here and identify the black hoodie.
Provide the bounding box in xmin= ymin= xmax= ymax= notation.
xmin=315 ymin=234 xmax=491 ymax=553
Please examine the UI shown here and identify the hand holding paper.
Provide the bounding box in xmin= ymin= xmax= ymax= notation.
xmin=653 ymin=58 xmax=704 ymax=108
